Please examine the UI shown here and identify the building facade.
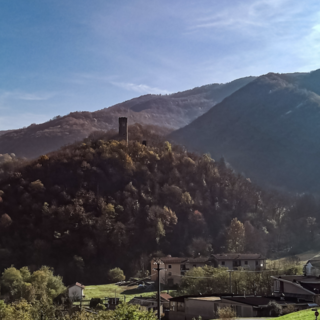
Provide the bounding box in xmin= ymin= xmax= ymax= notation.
xmin=211 ymin=254 xmax=266 ymax=270
xmin=68 ymin=283 xmax=85 ymax=301
xmin=151 ymin=256 xmax=214 ymax=285
xmin=169 ymin=295 xmax=313 ymax=320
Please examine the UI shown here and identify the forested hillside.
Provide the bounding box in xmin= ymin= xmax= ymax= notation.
xmin=0 ymin=125 xmax=318 ymax=285
xmin=170 ymin=70 xmax=320 ymax=192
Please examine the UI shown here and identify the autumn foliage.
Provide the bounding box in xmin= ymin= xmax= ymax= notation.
xmin=0 ymin=126 xmax=313 ymax=284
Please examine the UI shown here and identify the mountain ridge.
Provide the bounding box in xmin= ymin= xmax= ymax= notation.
xmin=0 ymin=76 xmax=254 ymax=158
xmin=170 ymin=70 xmax=320 ymax=192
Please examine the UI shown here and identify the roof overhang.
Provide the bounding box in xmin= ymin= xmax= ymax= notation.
xmin=271 ymin=276 xmax=316 ymax=295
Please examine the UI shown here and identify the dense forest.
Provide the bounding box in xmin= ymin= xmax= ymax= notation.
xmin=0 ymin=124 xmax=318 ymax=285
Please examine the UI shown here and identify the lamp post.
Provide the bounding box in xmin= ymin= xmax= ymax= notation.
xmin=153 ymin=259 xmax=165 ymax=320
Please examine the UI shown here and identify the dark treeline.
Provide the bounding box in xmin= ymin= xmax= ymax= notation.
xmin=0 ymin=124 xmax=318 ymax=284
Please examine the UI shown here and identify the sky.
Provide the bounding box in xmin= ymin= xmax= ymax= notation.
xmin=1 ymin=0 xmax=320 ymax=130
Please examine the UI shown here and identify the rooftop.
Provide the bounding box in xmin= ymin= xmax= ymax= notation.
xmin=274 ymin=275 xmax=320 ymax=283
xmin=170 ymin=294 xmax=313 ymax=304
xmin=222 ymin=296 xmax=312 ymax=306
xmin=188 ymin=297 xmax=221 ymax=301
xmin=154 ymin=257 xmax=187 ymax=264
xmin=212 ymin=253 xmax=265 ymax=260
xmin=184 ymin=257 xmax=212 ymax=263
xmin=273 ymin=275 xmax=320 ymax=294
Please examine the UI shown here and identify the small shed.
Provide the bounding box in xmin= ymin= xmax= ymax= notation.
xmin=68 ymin=282 xmax=85 ymax=301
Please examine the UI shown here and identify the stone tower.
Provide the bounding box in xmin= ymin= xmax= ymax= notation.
xmin=119 ymin=117 xmax=128 ymax=145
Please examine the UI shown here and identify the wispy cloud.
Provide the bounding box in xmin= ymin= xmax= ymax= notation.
xmin=0 ymin=91 xmax=55 ymax=102
xmin=190 ymin=0 xmax=296 ymax=30
xmin=110 ymin=81 xmax=171 ymax=95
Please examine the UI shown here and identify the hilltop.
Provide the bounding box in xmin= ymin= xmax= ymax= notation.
xmin=0 ymin=77 xmax=254 ymax=159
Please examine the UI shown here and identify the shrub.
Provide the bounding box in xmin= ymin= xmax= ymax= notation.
xmin=96 ymin=303 xmax=106 ymax=310
xmin=265 ymin=301 xmax=282 ymax=317
xmin=108 ymin=268 xmax=125 ymax=282
xmin=90 ymin=298 xmax=103 ymax=309
xmin=282 ymin=304 xmax=296 ymax=315
xmin=217 ymin=306 xmax=236 ymax=319
xmin=29 ymin=180 xmax=45 ymax=193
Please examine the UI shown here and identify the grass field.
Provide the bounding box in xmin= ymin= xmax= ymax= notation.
xmin=81 ymin=283 xmax=174 ymax=304
xmin=277 ymin=308 xmax=318 ymax=320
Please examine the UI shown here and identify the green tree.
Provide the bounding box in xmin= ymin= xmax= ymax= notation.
xmin=108 ymin=268 xmax=125 ymax=282
xmin=1 ymin=266 xmax=22 ymax=289
xmin=226 ymin=218 xmax=245 ymax=253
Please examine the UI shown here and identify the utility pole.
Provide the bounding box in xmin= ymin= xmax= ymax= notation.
xmin=153 ymin=258 xmax=165 ymax=320
xmin=228 ymin=270 xmax=233 ymax=293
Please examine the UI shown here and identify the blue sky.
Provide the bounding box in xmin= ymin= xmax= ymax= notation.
xmin=1 ymin=0 xmax=320 ymax=129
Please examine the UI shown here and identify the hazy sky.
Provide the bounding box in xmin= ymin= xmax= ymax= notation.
xmin=1 ymin=0 xmax=320 ymax=129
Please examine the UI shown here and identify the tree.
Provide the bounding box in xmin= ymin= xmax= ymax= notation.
xmin=108 ymin=268 xmax=125 ymax=282
xmin=1 ymin=266 xmax=65 ymax=302
xmin=1 ymin=266 xmax=22 ymax=289
xmin=226 ymin=218 xmax=245 ymax=253
xmin=244 ymin=221 xmax=266 ymax=254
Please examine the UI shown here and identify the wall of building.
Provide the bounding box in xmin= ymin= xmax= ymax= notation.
xmin=216 ymin=260 xmax=233 ymax=270
xmin=283 ymin=282 xmax=313 ymax=295
xmin=169 ymin=298 xmax=255 ymax=320
xmin=215 ymin=259 xmax=265 ymax=270
xmin=164 ymin=263 xmax=181 ymax=285
xmin=150 ymin=261 xmax=181 ymax=284
xmin=219 ymin=299 xmax=255 ymax=317
xmin=68 ymin=286 xmax=83 ymax=300
xmin=185 ymin=299 xmax=217 ymax=320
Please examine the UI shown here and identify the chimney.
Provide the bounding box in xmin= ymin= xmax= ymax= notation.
xmin=119 ymin=117 xmax=128 ymax=145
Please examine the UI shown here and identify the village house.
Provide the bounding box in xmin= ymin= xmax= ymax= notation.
xmin=67 ymin=282 xmax=85 ymax=301
xmin=168 ymin=294 xmax=314 ymax=320
xmin=151 ymin=256 xmax=213 ymax=285
xmin=211 ymin=253 xmax=266 ymax=270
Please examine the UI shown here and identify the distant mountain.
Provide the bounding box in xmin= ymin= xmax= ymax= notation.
xmin=0 ymin=77 xmax=254 ymax=158
xmin=170 ymin=70 xmax=320 ymax=192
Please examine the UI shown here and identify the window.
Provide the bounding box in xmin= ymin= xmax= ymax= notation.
xmin=221 ymin=261 xmax=225 ymax=265
xmin=168 ymin=272 xmax=172 ymax=276
xmin=168 ymin=265 xmax=172 ymax=269
xmin=255 ymin=261 xmax=258 ymax=266
xmin=245 ymin=261 xmax=248 ymax=265
xmin=274 ymin=280 xmax=280 ymax=291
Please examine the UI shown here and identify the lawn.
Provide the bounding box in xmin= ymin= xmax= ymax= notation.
xmin=277 ymin=308 xmax=318 ymax=320
xmin=81 ymin=283 xmax=174 ymax=304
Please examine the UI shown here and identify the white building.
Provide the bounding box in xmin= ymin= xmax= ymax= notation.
xmin=211 ymin=253 xmax=266 ymax=271
xmin=68 ymin=282 xmax=85 ymax=301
